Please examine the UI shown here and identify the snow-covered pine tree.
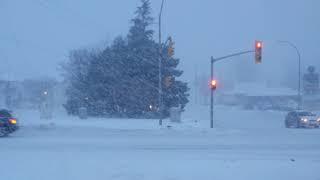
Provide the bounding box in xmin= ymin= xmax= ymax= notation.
xmin=125 ymin=0 xmax=189 ymax=118
xmin=63 ymin=49 xmax=93 ymax=115
xmin=62 ymin=0 xmax=189 ymax=118
xmin=124 ymin=0 xmax=159 ymax=117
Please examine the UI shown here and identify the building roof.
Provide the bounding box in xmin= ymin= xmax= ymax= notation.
xmin=223 ymin=82 xmax=298 ymax=97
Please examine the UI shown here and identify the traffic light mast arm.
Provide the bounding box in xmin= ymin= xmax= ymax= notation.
xmin=211 ymin=50 xmax=254 ymax=63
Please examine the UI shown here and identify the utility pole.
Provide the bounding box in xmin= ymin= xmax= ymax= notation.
xmin=158 ymin=0 xmax=165 ymax=126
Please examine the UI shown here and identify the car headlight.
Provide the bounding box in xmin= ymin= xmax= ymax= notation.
xmin=317 ymin=118 xmax=320 ymax=122
xmin=301 ymin=118 xmax=308 ymax=122
xmin=9 ymin=119 xmax=17 ymax=125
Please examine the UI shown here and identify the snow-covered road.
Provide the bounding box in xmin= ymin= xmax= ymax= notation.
xmin=1 ymin=106 xmax=320 ymax=180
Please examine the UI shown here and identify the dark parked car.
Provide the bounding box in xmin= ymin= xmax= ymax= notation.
xmin=285 ymin=111 xmax=320 ymax=128
xmin=0 ymin=109 xmax=19 ymax=137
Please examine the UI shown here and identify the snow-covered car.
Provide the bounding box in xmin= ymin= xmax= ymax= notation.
xmin=0 ymin=109 xmax=19 ymax=137
xmin=285 ymin=111 xmax=320 ymax=128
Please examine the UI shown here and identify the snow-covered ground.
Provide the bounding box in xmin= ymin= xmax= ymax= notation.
xmin=1 ymin=105 xmax=320 ymax=180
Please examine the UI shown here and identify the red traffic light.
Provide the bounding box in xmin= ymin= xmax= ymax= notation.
xmin=256 ymin=41 xmax=262 ymax=49
xmin=255 ymin=40 xmax=262 ymax=64
xmin=210 ymin=79 xmax=217 ymax=90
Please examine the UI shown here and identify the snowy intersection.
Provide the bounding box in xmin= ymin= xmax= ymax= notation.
xmin=1 ymin=106 xmax=320 ymax=180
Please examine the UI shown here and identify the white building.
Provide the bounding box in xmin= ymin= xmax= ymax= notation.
xmin=217 ymin=82 xmax=299 ymax=111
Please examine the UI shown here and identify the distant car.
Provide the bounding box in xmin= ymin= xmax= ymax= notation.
xmin=285 ymin=111 xmax=320 ymax=128
xmin=0 ymin=109 xmax=19 ymax=137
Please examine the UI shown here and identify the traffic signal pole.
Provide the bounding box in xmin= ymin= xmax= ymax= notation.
xmin=210 ymin=49 xmax=257 ymax=129
xmin=210 ymin=57 xmax=214 ymax=128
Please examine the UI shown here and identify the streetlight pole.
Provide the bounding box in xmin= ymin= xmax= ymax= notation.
xmin=158 ymin=0 xmax=165 ymax=126
xmin=278 ymin=41 xmax=302 ymax=110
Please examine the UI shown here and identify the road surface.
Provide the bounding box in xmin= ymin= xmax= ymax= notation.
xmin=1 ymin=105 xmax=319 ymax=180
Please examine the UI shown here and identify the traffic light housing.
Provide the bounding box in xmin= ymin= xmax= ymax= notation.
xmin=168 ymin=46 xmax=174 ymax=57
xmin=164 ymin=76 xmax=173 ymax=88
xmin=255 ymin=40 xmax=262 ymax=64
xmin=168 ymin=37 xmax=175 ymax=57
xmin=210 ymin=79 xmax=217 ymax=90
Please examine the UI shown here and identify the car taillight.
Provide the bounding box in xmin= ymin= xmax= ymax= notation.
xmin=9 ymin=119 xmax=17 ymax=125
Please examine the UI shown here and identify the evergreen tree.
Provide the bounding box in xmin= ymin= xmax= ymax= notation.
xmin=125 ymin=0 xmax=160 ymax=117
xmin=63 ymin=49 xmax=93 ymax=115
xmin=128 ymin=0 xmax=154 ymax=46
xmin=63 ymin=0 xmax=189 ymax=118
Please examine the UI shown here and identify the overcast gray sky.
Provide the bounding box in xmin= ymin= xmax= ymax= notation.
xmin=1 ymin=0 xmax=319 ymax=87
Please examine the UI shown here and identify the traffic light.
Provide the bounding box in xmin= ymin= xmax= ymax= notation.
xmin=255 ymin=40 xmax=262 ymax=64
xmin=164 ymin=76 xmax=173 ymax=88
xmin=168 ymin=46 xmax=174 ymax=57
xmin=210 ymin=79 xmax=217 ymax=90
xmin=168 ymin=37 xmax=175 ymax=57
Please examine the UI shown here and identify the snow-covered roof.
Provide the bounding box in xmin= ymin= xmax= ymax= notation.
xmin=223 ymin=82 xmax=298 ymax=97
